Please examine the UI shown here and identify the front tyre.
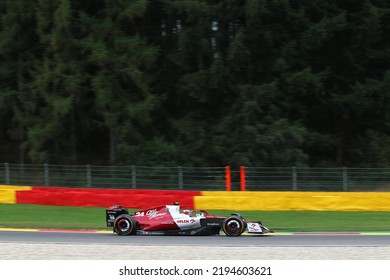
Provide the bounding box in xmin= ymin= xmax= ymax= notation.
xmin=114 ymin=214 xmax=137 ymax=236
xmin=222 ymin=216 xmax=246 ymax=237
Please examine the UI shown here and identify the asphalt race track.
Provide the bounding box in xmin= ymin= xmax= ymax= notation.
xmin=0 ymin=230 xmax=389 ymax=259
xmin=0 ymin=230 xmax=390 ymax=246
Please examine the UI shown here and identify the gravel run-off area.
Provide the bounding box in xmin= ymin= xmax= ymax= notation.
xmin=0 ymin=243 xmax=389 ymax=260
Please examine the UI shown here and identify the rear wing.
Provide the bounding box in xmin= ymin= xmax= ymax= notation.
xmin=105 ymin=205 xmax=129 ymax=227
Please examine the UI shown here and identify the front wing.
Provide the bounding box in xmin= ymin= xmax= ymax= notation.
xmin=246 ymin=222 xmax=273 ymax=234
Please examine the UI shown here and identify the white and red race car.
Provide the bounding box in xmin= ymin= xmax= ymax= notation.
xmin=106 ymin=203 xmax=272 ymax=237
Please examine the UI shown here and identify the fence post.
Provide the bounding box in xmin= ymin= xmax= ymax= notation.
xmin=342 ymin=167 xmax=348 ymax=191
xmin=292 ymin=166 xmax=297 ymax=191
xmin=44 ymin=163 xmax=49 ymax=186
xmin=240 ymin=166 xmax=246 ymax=191
xmin=131 ymin=165 xmax=136 ymax=189
xmin=225 ymin=166 xmax=231 ymax=191
xmin=4 ymin=163 xmax=10 ymax=185
xmin=178 ymin=166 xmax=183 ymax=190
xmin=86 ymin=164 xmax=92 ymax=187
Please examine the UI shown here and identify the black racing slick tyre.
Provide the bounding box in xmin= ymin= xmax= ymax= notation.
xmin=113 ymin=214 xmax=137 ymax=236
xmin=222 ymin=216 xmax=246 ymax=237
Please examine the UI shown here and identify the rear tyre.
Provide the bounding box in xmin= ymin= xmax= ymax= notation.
xmin=113 ymin=214 xmax=137 ymax=236
xmin=222 ymin=216 xmax=246 ymax=237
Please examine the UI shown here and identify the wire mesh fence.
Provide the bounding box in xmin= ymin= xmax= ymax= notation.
xmin=243 ymin=167 xmax=390 ymax=191
xmin=1 ymin=163 xmax=390 ymax=191
xmin=1 ymin=163 xmax=227 ymax=191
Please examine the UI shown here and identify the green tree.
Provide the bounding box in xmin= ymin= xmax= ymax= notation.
xmin=23 ymin=0 xmax=89 ymax=163
xmin=0 ymin=0 xmax=37 ymax=163
xmin=295 ymin=0 xmax=390 ymax=166
xmin=80 ymin=0 xmax=158 ymax=164
xmin=1 ymin=0 xmax=389 ymax=168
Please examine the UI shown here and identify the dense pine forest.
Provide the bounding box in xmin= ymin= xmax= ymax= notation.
xmin=0 ymin=0 xmax=389 ymax=167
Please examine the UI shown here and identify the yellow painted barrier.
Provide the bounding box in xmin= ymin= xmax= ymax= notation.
xmin=0 ymin=185 xmax=32 ymax=190
xmin=0 ymin=190 xmax=17 ymax=204
xmin=0 ymin=185 xmax=32 ymax=204
xmin=194 ymin=191 xmax=390 ymax=211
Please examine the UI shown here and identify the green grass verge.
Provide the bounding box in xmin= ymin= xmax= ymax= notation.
xmin=0 ymin=204 xmax=390 ymax=232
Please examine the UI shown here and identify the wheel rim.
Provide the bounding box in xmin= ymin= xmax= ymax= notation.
xmin=118 ymin=219 xmax=130 ymax=232
xmin=226 ymin=220 xmax=241 ymax=233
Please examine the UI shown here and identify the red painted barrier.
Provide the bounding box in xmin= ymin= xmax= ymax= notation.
xmin=16 ymin=187 xmax=200 ymax=209
xmin=240 ymin=166 xmax=246 ymax=191
xmin=225 ymin=166 xmax=231 ymax=191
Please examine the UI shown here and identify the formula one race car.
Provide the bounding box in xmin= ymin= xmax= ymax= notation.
xmin=106 ymin=203 xmax=272 ymax=237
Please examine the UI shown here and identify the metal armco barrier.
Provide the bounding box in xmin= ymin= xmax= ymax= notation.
xmin=1 ymin=163 xmax=390 ymax=191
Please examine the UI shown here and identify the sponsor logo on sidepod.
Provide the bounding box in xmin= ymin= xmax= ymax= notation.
xmin=145 ymin=209 xmax=166 ymax=219
xmin=177 ymin=219 xmax=196 ymax=223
